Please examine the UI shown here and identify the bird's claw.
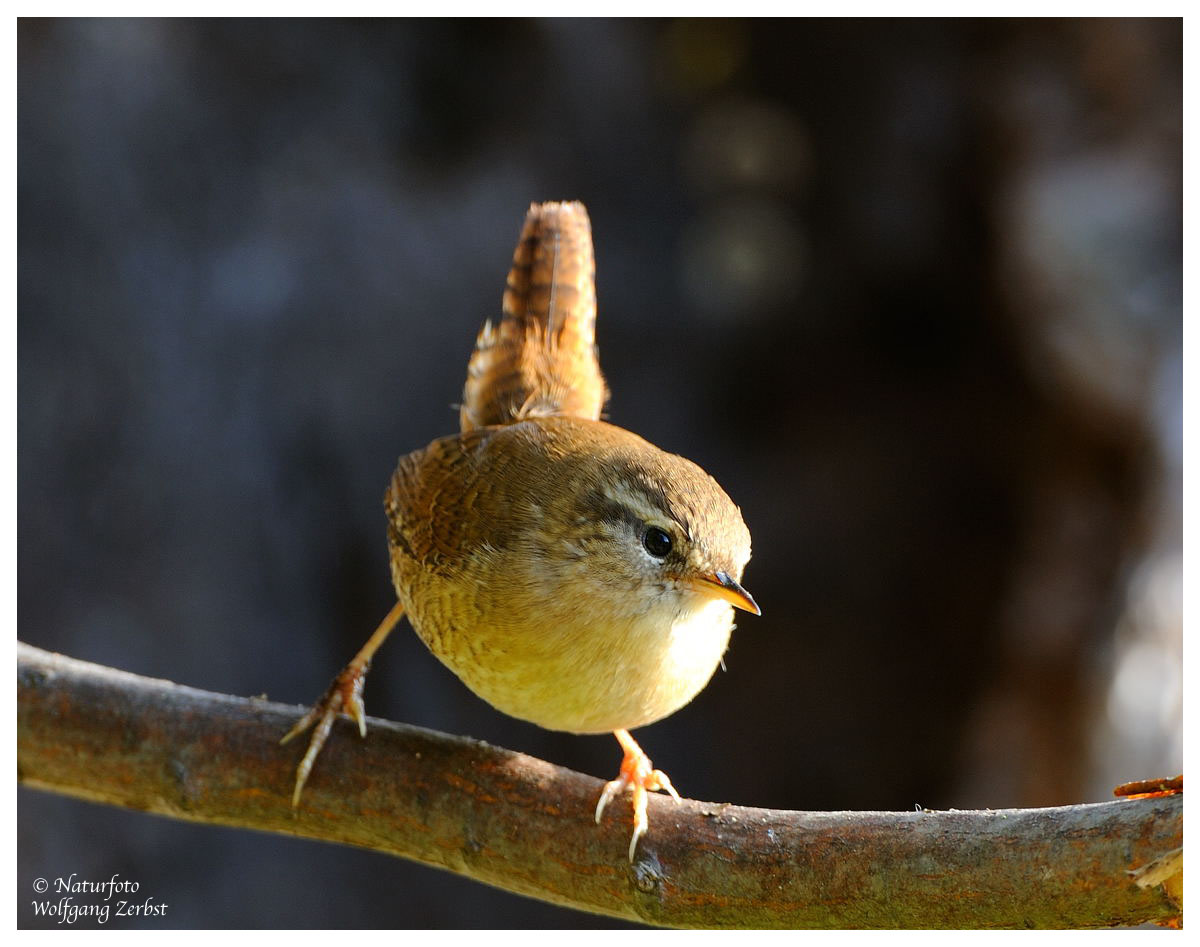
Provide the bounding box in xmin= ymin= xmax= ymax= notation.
xmin=595 ymin=731 xmax=680 ymax=861
xmin=281 ymin=665 xmax=370 ymax=806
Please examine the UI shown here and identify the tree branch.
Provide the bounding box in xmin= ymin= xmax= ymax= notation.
xmin=17 ymin=642 xmax=1181 ymax=928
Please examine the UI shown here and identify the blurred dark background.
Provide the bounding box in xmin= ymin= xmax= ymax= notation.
xmin=18 ymin=18 xmax=1181 ymax=929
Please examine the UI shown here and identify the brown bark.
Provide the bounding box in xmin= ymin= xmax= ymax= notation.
xmin=17 ymin=642 xmax=1181 ymax=929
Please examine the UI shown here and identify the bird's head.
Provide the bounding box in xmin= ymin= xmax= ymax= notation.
xmin=568 ymin=441 xmax=758 ymax=622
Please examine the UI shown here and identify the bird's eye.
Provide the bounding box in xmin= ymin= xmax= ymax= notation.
xmin=641 ymin=526 xmax=673 ymax=558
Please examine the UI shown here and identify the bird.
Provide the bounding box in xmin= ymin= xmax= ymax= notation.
xmin=282 ymin=200 xmax=759 ymax=861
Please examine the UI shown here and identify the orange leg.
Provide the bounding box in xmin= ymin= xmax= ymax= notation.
xmin=594 ymin=728 xmax=681 ymax=861
xmin=281 ymin=600 xmax=405 ymax=806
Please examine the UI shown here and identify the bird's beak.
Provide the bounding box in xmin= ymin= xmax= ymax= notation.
xmin=692 ymin=570 xmax=761 ymax=616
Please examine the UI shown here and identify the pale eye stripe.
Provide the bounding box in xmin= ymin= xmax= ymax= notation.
xmin=595 ymin=480 xmax=690 ymax=542
xmin=599 ymin=480 xmax=669 ymax=522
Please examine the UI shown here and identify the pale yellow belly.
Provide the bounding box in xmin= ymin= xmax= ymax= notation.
xmin=407 ymin=590 xmax=735 ymax=734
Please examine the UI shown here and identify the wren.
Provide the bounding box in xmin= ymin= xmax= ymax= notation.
xmin=283 ymin=201 xmax=759 ymax=861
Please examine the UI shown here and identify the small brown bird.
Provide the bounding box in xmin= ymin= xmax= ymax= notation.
xmin=283 ymin=201 xmax=759 ymax=861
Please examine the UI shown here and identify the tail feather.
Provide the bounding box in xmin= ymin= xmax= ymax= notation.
xmin=459 ymin=201 xmax=608 ymax=433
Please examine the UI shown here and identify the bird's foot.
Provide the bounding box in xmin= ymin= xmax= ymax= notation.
xmin=594 ymin=728 xmax=681 ymax=861
xmin=280 ymin=664 xmax=370 ymax=806
xmin=279 ymin=601 xmax=404 ymax=807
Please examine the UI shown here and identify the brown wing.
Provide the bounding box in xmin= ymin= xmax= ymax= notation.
xmin=385 ymin=430 xmax=489 ymax=573
xmin=458 ymin=201 xmax=609 ymax=432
